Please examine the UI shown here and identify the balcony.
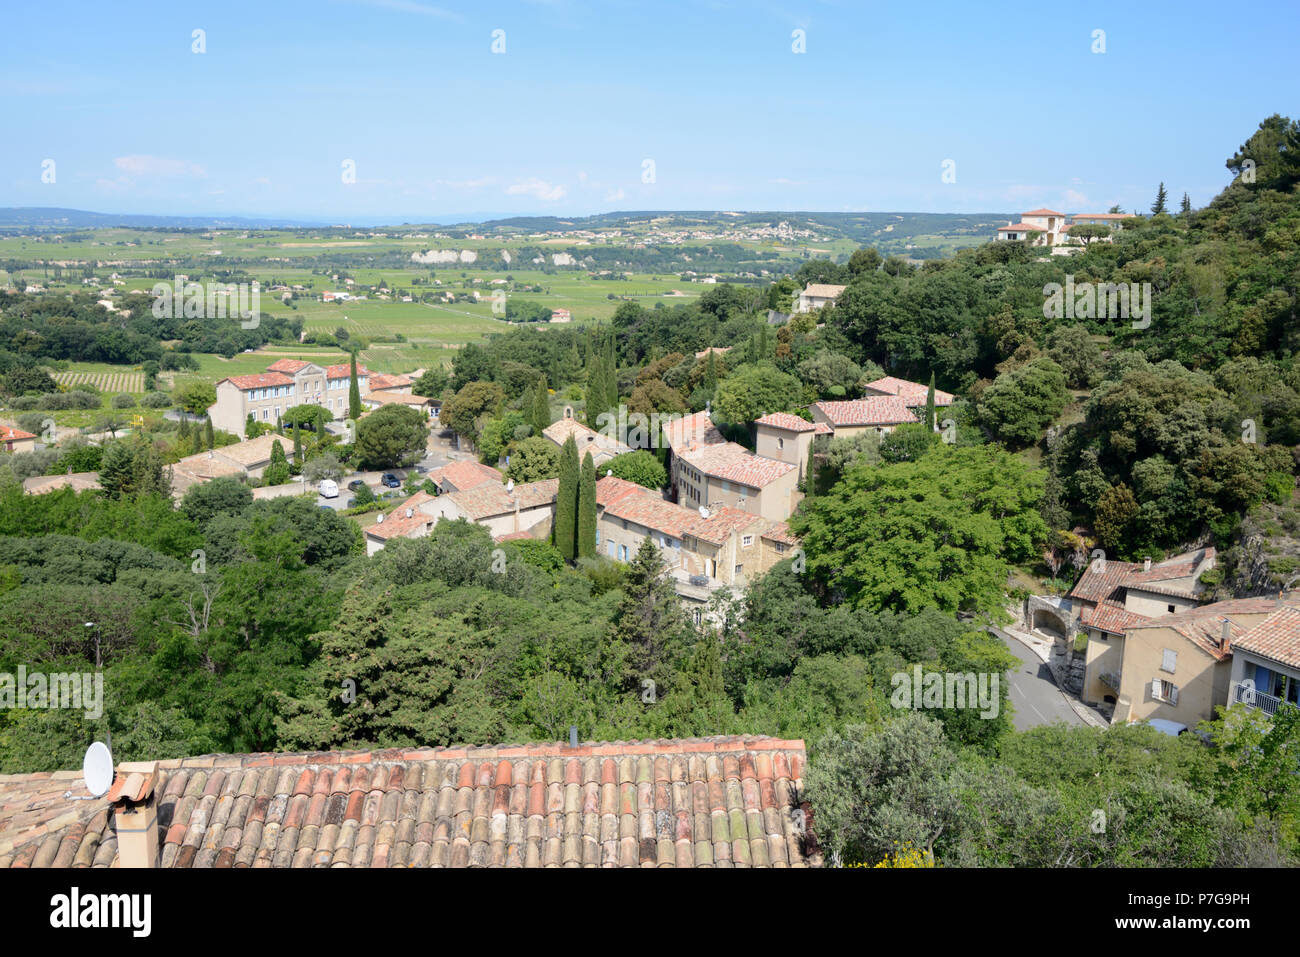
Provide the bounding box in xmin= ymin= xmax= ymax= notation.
xmin=1228 ymin=681 xmax=1288 ymax=717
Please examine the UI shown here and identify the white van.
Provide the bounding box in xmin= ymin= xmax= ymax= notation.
xmin=318 ymin=479 xmax=339 ymax=499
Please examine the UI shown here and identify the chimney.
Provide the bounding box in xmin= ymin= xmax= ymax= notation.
xmin=106 ymin=761 xmax=160 ymax=868
xmin=1143 ymin=557 xmax=1152 ymax=572
xmin=1221 ymin=619 xmax=1232 ymax=653
xmin=568 ymin=726 xmax=579 ymax=748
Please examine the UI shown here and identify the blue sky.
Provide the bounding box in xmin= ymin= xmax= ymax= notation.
xmin=2 ymin=0 xmax=1296 ymax=223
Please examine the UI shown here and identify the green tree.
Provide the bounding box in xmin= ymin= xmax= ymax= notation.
xmin=790 ymin=444 xmax=1046 ymax=615
xmin=264 ymin=440 xmax=290 ymax=486
xmin=530 ymin=375 xmax=551 ymax=434
xmin=712 ymin=361 xmax=802 ymax=424
xmin=604 ymin=450 xmax=667 ymax=490
xmin=348 ymin=351 xmax=362 ymax=421
xmin=553 ymin=435 xmax=579 ymax=561
xmin=504 ymin=436 xmax=561 ymax=483
xmin=99 ymin=436 xmax=170 ymax=499
xmin=611 ymin=538 xmax=687 ymax=691
xmin=1151 ymin=181 xmax=1169 ymax=216
xmin=354 ymin=404 xmax=429 ymax=470
xmin=578 ymin=452 xmax=597 ymax=559
xmin=441 ymin=381 xmax=505 ymax=448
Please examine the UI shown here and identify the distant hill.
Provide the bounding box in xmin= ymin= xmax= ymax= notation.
xmin=0 ymin=207 xmax=326 ymax=229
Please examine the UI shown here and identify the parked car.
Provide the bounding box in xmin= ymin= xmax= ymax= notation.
xmin=318 ymin=479 xmax=339 ymax=498
xmin=347 ymin=479 xmax=366 ymax=493
xmin=381 ymin=473 xmax=401 ymax=488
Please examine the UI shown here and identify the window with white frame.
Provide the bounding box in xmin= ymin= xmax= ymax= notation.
xmin=1151 ymin=678 xmax=1179 ymax=704
xmin=742 ymin=534 xmax=753 ymax=548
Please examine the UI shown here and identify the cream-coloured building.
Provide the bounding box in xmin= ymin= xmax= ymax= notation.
xmin=168 ymin=432 xmax=285 ymax=497
xmin=1 ymin=425 xmax=37 ymax=454
xmin=795 ymin=283 xmax=846 ymax=313
xmin=363 ymin=479 xmax=557 ymax=556
xmin=542 ymin=409 xmax=633 ymax=467
xmin=208 ymin=359 xmax=370 ymax=437
xmin=595 ymin=475 xmax=773 ymax=616
xmin=661 ymin=410 xmax=798 ymax=523
xmin=754 ymin=412 xmax=827 ymax=478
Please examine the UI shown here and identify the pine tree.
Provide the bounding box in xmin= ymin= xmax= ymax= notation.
xmin=348 ymin=350 xmax=362 ymax=421
xmin=578 ymin=451 xmax=597 ymax=558
xmin=612 ymin=538 xmax=687 ymax=690
xmin=1180 ymin=192 xmax=1192 ymax=218
xmin=1151 ymin=182 xmax=1169 ymax=216
xmin=204 ymin=416 xmax=214 ymax=450
xmin=924 ymin=372 xmax=936 ymax=431
xmin=531 ymin=375 xmax=551 ymax=435
xmin=553 ymin=435 xmax=579 ymax=561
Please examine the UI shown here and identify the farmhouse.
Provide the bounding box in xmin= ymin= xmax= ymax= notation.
xmin=208 ymin=359 xmax=371 ymax=437
xmin=794 ymin=283 xmax=846 ymax=313
xmin=0 ymin=425 xmax=37 ymax=454
xmin=542 ymin=409 xmax=633 ymax=467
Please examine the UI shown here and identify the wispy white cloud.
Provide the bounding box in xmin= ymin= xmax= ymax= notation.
xmin=114 ymin=155 xmax=206 ymax=178
xmin=351 ymin=0 xmax=463 ymax=21
xmin=507 ymin=178 xmax=567 ymax=202
xmin=605 ymin=187 xmax=625 ymax=202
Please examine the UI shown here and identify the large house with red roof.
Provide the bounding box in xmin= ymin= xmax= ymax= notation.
xmin=996 ymin=208 xmax=1130 ymax=250
xmin=207 ymin=358 xmax=372 ymax=437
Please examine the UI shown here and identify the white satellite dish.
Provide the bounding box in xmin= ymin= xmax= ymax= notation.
xmin=506 ymin=480 xmax=514 ymax=493
xmin=698 ymin=505 xmax=710 ymax=519
xmin=82 ymin=741 xmax=114 ymax=798
xmin=606 ymin=470 xmax=613 ymax=478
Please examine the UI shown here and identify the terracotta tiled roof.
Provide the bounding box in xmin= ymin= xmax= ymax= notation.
xmin=0 ymin=426 xmax=37 ymax=442
xmin=662 ymin=410 xmax=725 ymax=455
xmin=754 ymin=412 xmax=815 ymax=433
xmin=21 ymin=472 xmax=101 ymax=495
xmin=1022 ymin=208 xmax=1064 ymax=217
xmin=445 ymin=478 xmax=558 ymax=521
xmin=761 ymin=521 xmax=800 ymax=548
xmin=367 ymin=373 xmax=412 ymax=391
xmin=997 ymin=223 xmax=1044 ymax=232
xmin=1132 ymin=597 xmax=1293 ymax=659
xmin=1071 ymin=213 xmax=1128 ymax=220
xmin=222 ymin=372 xmax=294 ymax=391
xmin=861 ymin=376 xmax=955 ymax=407
xmin=595 ymin=475 xmax=647 ymax=509
xmin=1082 ymin=600 xmax=1150 ymax=636
xmin=428 ymin=460 xmax=503 ymax=493
xmin=812 ymin=396 xmax=919 ymax=428
xmin=366 ymin=507 xmax=435 ymax=541
xmin=542 ymin=417 xmax=632 ymax=459
xmin=801 ymin=283 xmax=846 ymax=299
xmin=325 ymin=364 xmax=370 ymax=379
xmin=362 ymin=391 xmax=432 ymax=407
xmin=1069 ymin=548 xmax=1214 ymax=606
xmin=1068 ymin=559 xmax=1140 ymax=605
xmin=1233 ymin=602 xmax=1300 ymax=669
xmin=178 ymin=433 xmax=280 ymax=472
xmin=0 ymin=738 xmax=819 ymax=868
xmin=682 ymin=442 xmax=795 ymax=489
xmin=684 ymin=505 xmax=767 ymax=547
xmin=813 ymin=422 xmax=833 ymax=435
xmin=267 ymin=358 xmax=309 ymax=373
xmin=596 ymin=476 xmax=762 ymax=546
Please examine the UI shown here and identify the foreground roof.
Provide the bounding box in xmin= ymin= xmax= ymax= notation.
xmin=1233 ymin=604 xmax=1300 ymax=670
xmin=801 ymin=283 xmax=846 ymax=298
xmin=0 ymin=737 xmax=819 ymax=868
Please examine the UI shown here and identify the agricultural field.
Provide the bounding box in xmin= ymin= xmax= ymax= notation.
xmin=52 ymin=368 xmax=144 ymax=393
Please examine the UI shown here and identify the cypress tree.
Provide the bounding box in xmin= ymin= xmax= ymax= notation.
xmin=178 ymin=415 xmax=192 ymax=447
xmin=292 ymin=420 xmax=302 ymax=464
xmin=804 ymin=449 xmax=816 ymax=498
xmin=578 ymin=451 xmax=597 ymax=558
xmin=924 ymin=372 xmax=936 ymax=431
xmin=554 ymin=435 xmax=579 ymax=561
xmin=204 ymin=416 xmax=214 ymax=450
xmin=531 ymin=375 xmax=551 ymax=434
xmin=348 ymin=350 xmax=362 ymax=421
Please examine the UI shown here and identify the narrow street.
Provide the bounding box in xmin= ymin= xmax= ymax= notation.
xmin=991 ymin=627 xmax=1084 ymax=730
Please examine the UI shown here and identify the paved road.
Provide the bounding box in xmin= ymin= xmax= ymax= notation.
xmin=992 ymin=627 xmax=1083 ymax=730
xmin=311 ymin=428 xmax=464 ymax=511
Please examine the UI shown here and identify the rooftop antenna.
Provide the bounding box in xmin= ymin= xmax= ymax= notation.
xmin=65 ymin=741 xmax=113 ymax=801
